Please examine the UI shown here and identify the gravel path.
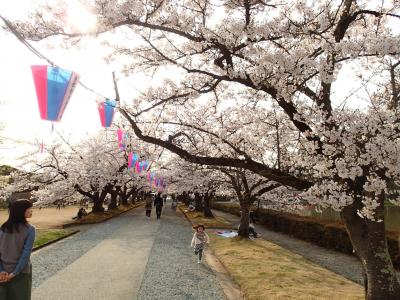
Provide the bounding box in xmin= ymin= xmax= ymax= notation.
xmin=31 ymin=205 xmax=225 ymax=299
xmin=31 ymin=212 xmax=133 ymax=288
xmin=213 ymin=209 xmax=400 ymax=285
xmin=137 ymin=207 xmax=226 ymax=300
xmin=32 ymin=208 xmax=158 ymax=300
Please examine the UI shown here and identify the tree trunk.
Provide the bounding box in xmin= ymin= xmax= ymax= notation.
xmin=120 ymin=191 xmax=129 ymax=206
xmin=181 ymin=192 xmax=190 ymax=205
xmin=194 ymin=192 xmax=203 ymax=212
xmin=129 ymin=190 xmax=139 ymax=204
xmin=341 ymin=195 xmax=400 ymax=299
xmin=203 ymin=193 xmax=214 ymax=218
xmin=108 ymin=191 xmax=118 ymax=210
xmin=238 ymin=201 xmax=250 ymax=237
xmin=92 ymin=195 xmax=105 ymax=212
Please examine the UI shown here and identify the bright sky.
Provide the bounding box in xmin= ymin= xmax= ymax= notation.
xmin=0 ymin=0 xmax=151 ymax=167
xmin=0 ymin=1 xmax=397 ymax=167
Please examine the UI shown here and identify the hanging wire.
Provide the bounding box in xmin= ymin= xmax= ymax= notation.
xmin=0 ymin=14 xmax=110 ymax=100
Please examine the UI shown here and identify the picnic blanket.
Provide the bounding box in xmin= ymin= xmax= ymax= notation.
xmin=215 ymin=230 xmax=238 ymax=238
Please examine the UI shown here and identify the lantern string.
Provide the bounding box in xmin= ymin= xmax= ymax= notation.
xmin=0 ymin=16 xmax=164 ymax=183
xmin=0 ymin=14 xmax=110 ymax=100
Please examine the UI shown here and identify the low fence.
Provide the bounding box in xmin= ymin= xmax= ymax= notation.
xmin=212 ymin=202 xmax=400 ymax=269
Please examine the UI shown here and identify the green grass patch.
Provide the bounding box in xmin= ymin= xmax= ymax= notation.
xmin=34 ymin=229 xmax=75 ymax=248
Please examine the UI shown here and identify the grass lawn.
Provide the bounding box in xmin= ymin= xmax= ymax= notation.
xmin=34 ymin=229 xmax=76 ymax=249
xmin=178 ymin=204 xmax=232 ymax=228
xmin=209 ymin=233 xmax=364 ymax=300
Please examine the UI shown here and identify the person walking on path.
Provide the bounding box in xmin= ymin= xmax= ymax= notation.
xmin=171 ymin=194 xmax=177 ymax=211
xmin=145 ymin=197 xmax=153 ymax=218
xmin=191 ymin=225 xmax=210 ymax=264
xmin=0 ymin=199 xmax=35 ymax=300
xmin=162 ymin=194 xmax=167 ymax=204
xmin=154 ymin=192 xmax=164 ymax=219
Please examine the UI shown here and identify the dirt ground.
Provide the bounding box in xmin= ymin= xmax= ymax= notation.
xmin=0 ymin=206 xmax=80 ymax=229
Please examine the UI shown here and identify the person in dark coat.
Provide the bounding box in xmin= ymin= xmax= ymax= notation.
xmin=154 ymin=192 xmax=164 ymax=219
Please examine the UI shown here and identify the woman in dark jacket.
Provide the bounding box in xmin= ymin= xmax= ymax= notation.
xmin=0 ymin=199 xmax=35 ymax=300
xmin=154 ymin=192 xmax=164 ymax=219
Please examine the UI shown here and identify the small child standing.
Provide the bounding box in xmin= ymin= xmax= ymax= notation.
xmin=191 ymin=225 xmax=210 ymax=264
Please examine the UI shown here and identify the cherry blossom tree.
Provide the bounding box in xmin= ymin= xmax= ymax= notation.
xmin=167 ymin=158 xmax=226 ymax=217
xmin=6 ymin=133 xmax=158 ymax=212
xmin=9 ymin=0 xmax=400 ymax=297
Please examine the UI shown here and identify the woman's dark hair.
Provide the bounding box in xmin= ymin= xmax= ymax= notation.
xmin=1 ymin=199 xmax=33 ymax=233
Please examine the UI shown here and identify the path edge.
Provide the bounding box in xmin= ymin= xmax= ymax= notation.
xmin=32 ymin=230 xmax=80 ymax=252
xmin=178 ymin=206 xmax=245 ymax=300
xmin=62 ymin=202 xmax=144 ymax=228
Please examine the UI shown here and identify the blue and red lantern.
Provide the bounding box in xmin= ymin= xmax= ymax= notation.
xmin=31 ymin=65 xmax=79 ymax=121
xmin=98 ymin=99 xmax=116 ymax=127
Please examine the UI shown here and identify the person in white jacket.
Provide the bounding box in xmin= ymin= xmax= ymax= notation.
xmin=191 ymin=225 xmax=210 ymax=264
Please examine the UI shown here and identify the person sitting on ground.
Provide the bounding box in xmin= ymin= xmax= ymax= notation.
xmin=248 ymin=222 xmax=261 ymax=238
xmin=188 ymin=202 xmax=196 ymax=212
xmin=81 ymin=207 xmax=88 ymax=216
xmin=238 ymin=221 xmax=261 ymax=238
xmin=250 ymin=210 xmax=257 ymax=223
xmin=73 ymin=208 xmax=88 ymax=220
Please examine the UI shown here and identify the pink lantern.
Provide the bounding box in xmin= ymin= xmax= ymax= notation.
xmin=31 ymin=65 xmax=79 ymax=121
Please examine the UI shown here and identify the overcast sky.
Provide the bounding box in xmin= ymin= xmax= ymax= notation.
xmin=0 ymin=0 xmax=152 ymax=166
xmin=0 ymin=0 xmax=397 ymax=167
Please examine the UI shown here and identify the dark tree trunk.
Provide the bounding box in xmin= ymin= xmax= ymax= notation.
xmin=74 ymin=185 xmax=105 ymax=213
xmin=181 ymin=192 xmax=190 ymax=205
xmin=92 ymin=194 xmax=105 ymax=212
xmin=194 ymin=192 xmax=203 ymax=212
xmin=108 ymin=190 xmax=118 ymax=210
xmin=129 ymin=190 xmax=139 ymax=204
xmin=341 ymin=193 xmax=400 ymax=299
xmin=120 ymin=195 xmax=129 ymax=206
xmin=238 ymin=201 xmax=250 ymax=237
xmin=203 ymin=193 xmax=214 ymax=218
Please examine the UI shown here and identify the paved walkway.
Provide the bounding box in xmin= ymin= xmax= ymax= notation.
xmin=213 ymin=209 xmax=400 ymax=285
xmin=32 ymin=205 xmax=224 ymax=300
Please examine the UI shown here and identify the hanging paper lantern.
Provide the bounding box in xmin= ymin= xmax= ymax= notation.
xmin=123 ymin=132 xmax=128 ymax=148
xmin=31 ymin=65 xmax=79 ymax=121
xmin=98 ymin=99 xmax=116 ymax=127
xmin=149 ymin=172 xmax=155 ymax=183
xmin=141 ymin=161 xmax=148 ymax=172
xmin=117 ymin=129 xmax=125 ymax=150
xmin=39 ymin=141 xmax=45 ymax=153
xmin=135 ymin=161 xmax=141 ymax=173
xmin=128 ymin=152 xmax=133 ymax=168
xmin=119 ymin=132 xmax=128 ymax=150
